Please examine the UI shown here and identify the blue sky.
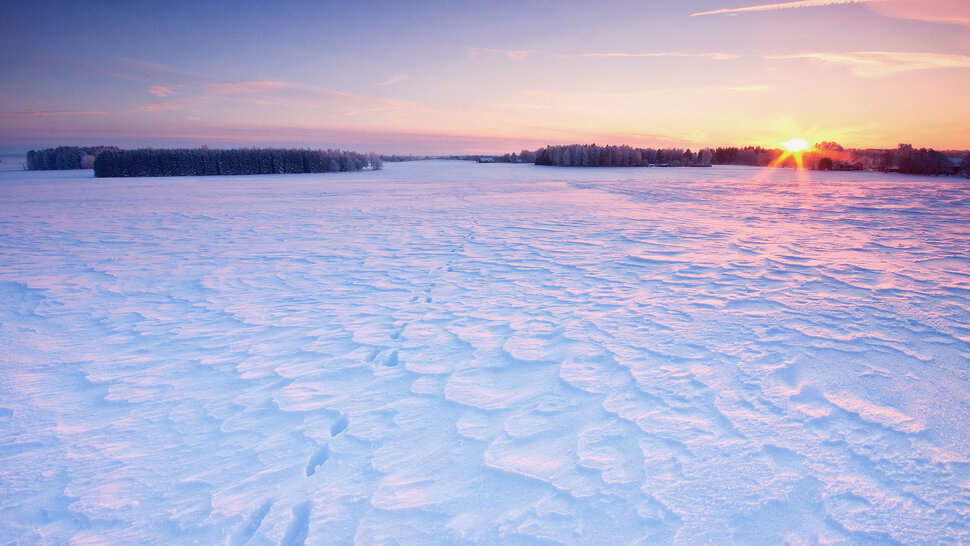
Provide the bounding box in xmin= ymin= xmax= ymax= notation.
xmin=2 ymin=0 xmax=968 ymax=154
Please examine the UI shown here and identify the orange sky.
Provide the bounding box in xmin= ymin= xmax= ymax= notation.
xmin=2 ymin=0 xmax=968 ymax=153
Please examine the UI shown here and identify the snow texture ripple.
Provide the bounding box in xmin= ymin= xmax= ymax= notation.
xmin=1 ymin=161 xmax=968 ymax=544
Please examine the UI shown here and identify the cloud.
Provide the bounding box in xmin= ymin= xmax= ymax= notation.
xmin=691 ymin=0 xmax=885 ymax=17
xmin=723 ymin=84 xmax=774 ymax=92
xmin=690 ymin=0 xmax=969 ymax=25
xmin=147 ymin=85 xmax=177 ymax=97
xmin=867 ymin=0 xmax=970 ymax=27
xmin=571 ymin=52 xmax=741 ymax=60
xmin=897 ymin=14 xmax=970 ymax=25
xmin=618 ymin=130 xmax=700 ymax=147
xmin=206 ymin=80 xmax=291 ymax=94
xmin=235 ymin=98 xmax=275 ymax=105
xmin=525 ymin=90 xmax=638 ymax=99
xmin=131 ymin=79 xmax=429 ymax=116
xmin=465 ymin=47 xmax=534 ymax=61
xmin=767 ymin=51 xmax=970 ymax=77
xmin=132 ymin=97 xmax=201 ymax=112
xmin=0 ymin=110 xmax=107 ymax=117
xmin=525 ymin=83 xmax=771 ymax=101
xmin=496 ymin=103 xmax=557 ymax=110
xmin=89 ymin=56 xmax=214 ymax=86
xmin=373 ymin=74 xmax=408 ymax=87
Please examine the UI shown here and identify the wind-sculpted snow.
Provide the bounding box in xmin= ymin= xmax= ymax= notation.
xmin=1 ymin=162 xmax=968 ymax=544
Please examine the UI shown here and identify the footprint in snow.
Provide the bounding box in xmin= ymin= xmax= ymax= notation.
xmin=229 ymin=499 xmax=275 ymax=546
xmin=280 ymin=501 xmax=312 ymax=546
xmin=331 ymin=414 xmax=349 ymax=436
xmin=305 ymin=445 xmax=329 ymax=477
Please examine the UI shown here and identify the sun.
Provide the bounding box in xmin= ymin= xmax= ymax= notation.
xmin=770 ymin=137 xmax=812 ymax=169
xmin=783 ymin=138 xmax=810 ymax=153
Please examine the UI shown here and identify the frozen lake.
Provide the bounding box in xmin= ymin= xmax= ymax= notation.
xmin=1 ymin=161 xmax=968 ymax=544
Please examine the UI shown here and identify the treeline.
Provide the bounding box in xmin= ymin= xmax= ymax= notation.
xmin=93 ymin=148 xmax=382 ymax=178
xmin=711 ymin=146 xmax=778 ymax=167
xmin=710 ymin=142 xmax=967 ymax=175
xmin=452 ymin=150 xmax=540 ymax=163
xmin=772 ymin=142 xmax=959 ymax=174
xmin=381 ymin=154 xmax=428 ymax=162
xmin=533 ymin=144 xmax=713 ymax=167
xmin=503 ymin=150 xmax=538 ymax=163
xmin=491 ymin=142 xmax=965 ymax=173
xmin=27 ymin=146 xmax=120 ymax=170
xmin=838 ymin=144 xmax=963 ymax=175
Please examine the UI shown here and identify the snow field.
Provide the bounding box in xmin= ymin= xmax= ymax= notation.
xmin=1 ymin=161 xmax=968 ymax=544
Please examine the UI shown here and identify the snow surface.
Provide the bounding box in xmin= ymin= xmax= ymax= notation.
xmin=1 ymin=161 xmax=969 ymax=544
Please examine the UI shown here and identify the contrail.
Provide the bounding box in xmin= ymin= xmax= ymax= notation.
xmin=691 ymin=0 xmax=887 ymax=17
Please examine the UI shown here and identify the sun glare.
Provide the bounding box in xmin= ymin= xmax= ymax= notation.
xmin=783 ymin=138 xmax=810 ymax=153
xmin=770 ymin=137 xmax=812 ymax=170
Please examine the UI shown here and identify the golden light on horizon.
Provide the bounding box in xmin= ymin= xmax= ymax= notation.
xmin=783 ymin=138 xmax=810 ymax=153
xmin=771 ymin=137 xmax=812 ymax=170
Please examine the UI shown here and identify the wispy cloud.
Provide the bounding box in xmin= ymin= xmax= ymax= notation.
xmin=147 ymin=85 xmax=177 ymax=97
xmin=691 ymin=0 xmax=885 ymax=17
xmin=235 ymin=98 xmax=275 ymax=106
xmin=206 ymin=80 xmax=291 ymax=94
xmin=896 ymin=14 xmax=970 ymax=26
xmin=0 ymin=110 xmax=107 ymax=117
xmin=767 ymin=51 xmax=970 ymax=77
xmin=570 ymin=52 xmax=741 ymax=60
xmin=868 ymin=0 xmax=970 ymax=27
xmin=131 ymin=79 xmax=429 ymax=117
xmin=724 ymin=84 xmax=774 ymax=92
xmin=522 ymin=83 xmax=770 ymax=107
xmin=87 ymin=56 xmax=215 ymax=86
xmin=525 ymin=90 xmax=640 ymax=100
xmin=496 ymin=103 xmax=557 ymax=110
xmin=465 ymin=47 xmax=534 ymax=61
xmin=373 ymin=74 xmax=408 ymax=87
xmin=132 ymin=99 xmax=199 ymax=112
xmin=525 ymin=83 xmax=771 ymax=100
xmin=690 ymin=0 xmax=970 ymax=27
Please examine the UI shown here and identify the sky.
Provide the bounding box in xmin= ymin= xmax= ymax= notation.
xmin=1 ymin=0 xmax=969 ymax=155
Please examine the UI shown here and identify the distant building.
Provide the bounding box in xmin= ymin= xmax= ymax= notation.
xmin=834 ymin=161 xmax=864 ymax=171
xmin=948 ymin=157 xmax=965 ymax=176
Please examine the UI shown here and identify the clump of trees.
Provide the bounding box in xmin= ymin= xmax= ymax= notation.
xmin=444 ymin=149 xmax=538 ymax=163
xmin=801 ymin=142 xmax=958 ymax=174
xmin=488 ymin=149 xmax=538 ymax=163
xmin=710 ymin=142 xmax=965 ymax=175
xmin=487 ymin=141 xmax=969 ymax=175
xmin=711 ymin=146 xmax=779 ymax=167
xmin=93 ymin=148 xmax=382 ymax=178
xmin=866 ymin=144 xmax=954 ymax=175
xmin=802 ymin=142 xmax=853 ymax=170
xmin=27 ymin=146 xmax=120 ymax=170
xmin=530 ymin=144 xmax=713 ymax=167
xmin=381 ymin=154 xmax=427 ymax=162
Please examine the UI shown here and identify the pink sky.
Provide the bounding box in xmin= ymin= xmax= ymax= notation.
xmin=1 ymin=0 xmax=968 ymax=153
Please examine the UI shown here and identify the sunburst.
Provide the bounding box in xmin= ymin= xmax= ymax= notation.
xmin=772 ymin=137 xmax=812 ymax=169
